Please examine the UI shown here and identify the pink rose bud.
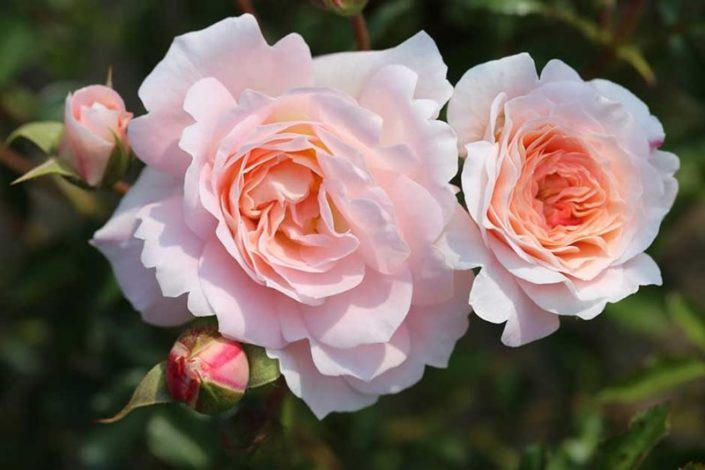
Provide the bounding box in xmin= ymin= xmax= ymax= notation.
xmin=166 ymin=327 xmax=249 ymax=414
xmin=59 ymin=85 xmax=133 ymax=187
xmin=312 ymin=0 xmax=368 ymax=16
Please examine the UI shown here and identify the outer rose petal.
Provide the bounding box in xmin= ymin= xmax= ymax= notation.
xmin=313 ymin=31 xmax=452 ymax=116
xmin=91 ymin=168 xmax=192 ymax=326
xmin=133 ymin=195 xmax=212 ymax=316
xmin=267 ymin=342 xmax=378 ymax=419
xmin=130 ymin=15 xmax=313 ymax=176
xmin=590 ymin=78 xmax=665 ymax=147
xmin=139 ymin=15 xmax=313 ymax=112
xmin=470 ymin=258 xmax=559 ymax=347
xmin=300 ymin=267 xmax=413 ymax=349
xmin=448 ymin=53 xmax=538 ymax=150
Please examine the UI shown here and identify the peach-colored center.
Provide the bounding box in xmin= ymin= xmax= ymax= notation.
xmin=493 ymin=124 xmax=624 ymax=268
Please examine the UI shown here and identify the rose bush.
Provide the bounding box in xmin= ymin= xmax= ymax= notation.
xmin=60 ymin=85 xmax=132 ymax=186
xmin=92 ymin=15 xmax=475 ymax=418
xmin=448 ymin=53 xmax=679 ymax=346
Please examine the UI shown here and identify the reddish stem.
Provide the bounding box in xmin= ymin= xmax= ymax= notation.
xmin=236 ymin=0 xmax=257 ymax=17
xmin=351 ymin=13 xmax=371 ymax=51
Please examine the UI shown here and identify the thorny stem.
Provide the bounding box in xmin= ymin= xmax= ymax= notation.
xmin=351 ymin=13 xmax=371 ymax=51
xmin=0 ymin=146 xmax=131 ymax=195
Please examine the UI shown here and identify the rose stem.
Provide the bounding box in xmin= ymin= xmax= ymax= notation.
xmin=0 ymin=146 xmax=131 ymax=195
xmin=351 ymin=13 xmax=371 ymax=51
xmin=236 ymin=0 xmax=258 ymax=17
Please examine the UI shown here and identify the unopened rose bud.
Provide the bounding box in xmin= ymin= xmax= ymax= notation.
xmin=59 ymin=85 xmax=132 ymax=187
xmin=166 ymin=327 xmax=249 ymax=415
xmin=311 ymin=0 xmax=368 ymax=16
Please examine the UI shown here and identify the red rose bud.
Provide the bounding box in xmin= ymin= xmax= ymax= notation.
xmin=312 ymin=0 xmax=368 ymax=16
xmin=166 ymin=327 xmax=249 ymax=414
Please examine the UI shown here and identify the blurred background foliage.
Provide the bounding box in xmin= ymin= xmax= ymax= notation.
xmin=1 ymin=0 xmax=704 ymax=468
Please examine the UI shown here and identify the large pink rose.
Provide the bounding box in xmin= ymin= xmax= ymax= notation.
xmin=92 ymin=15 xmax=474 ymax=418
xmin=447 ymin=53 xmax=679 ymax=347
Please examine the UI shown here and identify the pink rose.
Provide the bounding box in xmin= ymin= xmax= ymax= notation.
xmin=60 ymin=85 xmax=133 ymax=186
xmin=448 ymin=53 xmax=679 ymax=346
xmin=92 ymin=15 xmax=474 ymax=418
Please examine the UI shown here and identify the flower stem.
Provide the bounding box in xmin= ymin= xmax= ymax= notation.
xmin=351 ymin=13 xmax=371 ymax=51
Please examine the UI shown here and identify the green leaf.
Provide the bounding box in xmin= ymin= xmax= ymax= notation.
xmin=98 ymin=362 xmax=171 ymax=423
xmin=518 ymin=444 xmax=546 ymax=470
xmin=11 ymin=157 xmax=76 ymax=185
xmin=599 ymin=357 xmax=705 ymax=404
xmin=683 ymin=463 xmax=705 ymax=470
xmin=593 ymin=404 xmax=669 ymax=470
xmin=146 ymin=411 xmax=216 ymax=469
xmin=244 ymin=344 xmax=280 ymax=388
xmin=467 ymin=0 xmax=545 ymax=16
xmin=6 ymin=121 xmax=64 ymax=155
xmin=668 ymin=293 xmax=705 ymax=353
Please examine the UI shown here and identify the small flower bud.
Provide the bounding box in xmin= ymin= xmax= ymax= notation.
xmin=59 ymin=85 xmax=132 ymax=187
xmin=312 ymin=0 xmax=369 ymax=16
xmin=166 ymin=327 xmax=249 ymax=415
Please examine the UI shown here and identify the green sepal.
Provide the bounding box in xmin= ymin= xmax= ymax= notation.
xmin=244 ymin=344 xmax=280 ymax=388
xmin=11 ymin=157 xmax=77 ymax=185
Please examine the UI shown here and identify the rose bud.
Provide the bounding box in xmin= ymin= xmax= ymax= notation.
xmin=59 ymin=85 xmax=133 ymax=187
xmin=311 ymin=0 xmax=368 ymax=16
xmin=166 ymin=327 xmax=249 ymax=414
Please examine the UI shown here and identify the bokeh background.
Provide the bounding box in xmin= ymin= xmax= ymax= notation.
xmin=1 ymin=0 xmax=704 ymax=468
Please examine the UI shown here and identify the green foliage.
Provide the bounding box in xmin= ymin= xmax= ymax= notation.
xmin=669 ymin=293 xmax=705 ymax=353
xmin=6 ymin=121 xmax=64 ymax=155
xmin=599 ymin=357 xmax=705 ymax=404
xmin=100 ymin=362 xmax=171 ymax=423
xmin=11 ymin=157 xmax=76 ymax=185
xmin=593 ymin=404 xmax=670 ymax=470
xmin=1 ymin=0 xmax=704 ymax=468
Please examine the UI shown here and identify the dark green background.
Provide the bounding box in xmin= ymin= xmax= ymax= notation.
xmin=1 ymin=0 xmax=704 ymax=468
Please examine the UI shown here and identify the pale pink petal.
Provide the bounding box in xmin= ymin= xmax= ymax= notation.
xmin=573 ymin=253 xmax=662 ymax=303
xmin=301 ymin=267 xmax=413 ymax=349
xmin=345 ymin=355 xmax=426 ymax=396
xmin=540 ymin=59 xmax=582 ymax=83
xmin=518 ymin=279 xmax=606 ymax=318
xmin=448 ymin=53 xmax=538 ymax=148
xmin=91 ymin=168 xmax=192 ymax=326
xmin=133 ymin=195 xmax=212 ymax=316
xmin=436 ymin=204 xmax=488 ymax=270
xmin=180 ymin=77 xmax=238 ymax=239
xmin=405 ymin=269 xmax=473 ymax=367
xmin=128 ymin=110 xmax=194 ymax=177
xmin=590 ymin=78 xmax=665 ymax=147
xmin=139 ymin=15 xmax=312 ymax=112
xmin=470 ymin=258 xmax=560 ymax=346
xmin=132 ymin=15 xmax=312 ymax=176
xmin=313 ymin=31 xmax=452 ymax=116
xmin=267 ymin=342 xmax=378 ymax=419
xmin=358 ymin=64 xmax=458 ymax=188
xmin=309 ymin=325 xmax=410 ymax=381
xmin=199 ymin=239 xmax=289 ymax=349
